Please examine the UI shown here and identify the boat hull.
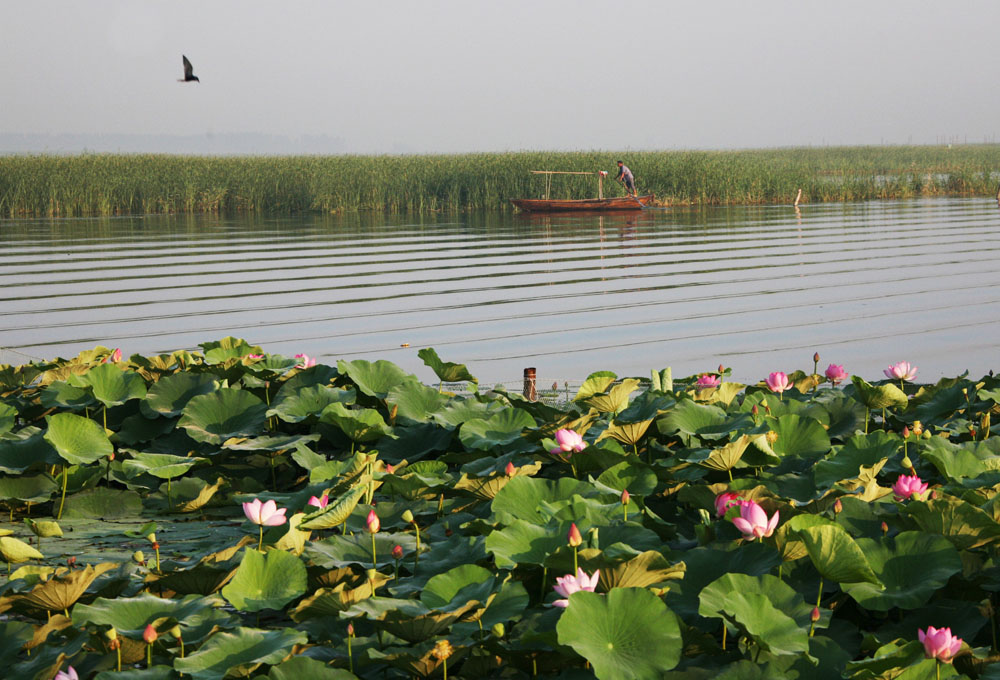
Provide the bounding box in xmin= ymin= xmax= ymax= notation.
xmin=510 ymin=194 xmax=655 ymax=212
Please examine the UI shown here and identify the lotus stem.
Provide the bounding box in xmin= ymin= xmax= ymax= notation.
xmin=116 ymin=645 xmax=121 ymax=671
xmin=347 ymin=634 xmax=353 ymax=673
xmin=258 ymin=524 xmax=264 ymax=552
xmin=623 ymin=503 xmax=628 ymax=523
xmin=178 ymin=637 xmax=184 ymax=658
xmin=442 ymin=656 xmax=448 ymax=680
xmin=167 ymin=477 xmax=172 ymax=509
xmin=103 ymin=405 xmax=107 ymax=431
xmin=57 ymin=466 xmax=68 ymax=520
xmin=146 ymin=642 xmax=152 ymax=668
xmin=414 ymin=523 xmax=421 ymax=570
xmin=371 ymin=531 xmax=377 ymax=570
xmin=936 ymin=660 xmax=940 ymax=680
xmin=865 ymin=408 xmax=870 ymax=434
xmin=573 ymin=545 xmax=578 ymax=573
xmin=721 ymin=622 xmax=727 ymax=650
xmin=540 ymin=566 xmax=547 ymax=600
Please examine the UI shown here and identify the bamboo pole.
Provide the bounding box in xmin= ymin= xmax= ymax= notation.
xmin=794 ymin=188 xmax=802 ymax=207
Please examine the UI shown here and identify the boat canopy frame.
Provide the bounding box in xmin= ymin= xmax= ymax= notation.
xmin=530 ymin=170 xmax=606 ymax=200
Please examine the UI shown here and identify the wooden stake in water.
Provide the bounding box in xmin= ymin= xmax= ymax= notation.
xmin=523 ymin=367 xmax=537 ymax=401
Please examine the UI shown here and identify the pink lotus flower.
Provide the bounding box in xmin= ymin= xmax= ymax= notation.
xmin=504 ymin=461 xmax=516 ymax=476
xmin=105 ymin=348 xmax=122 ymax=363
xmin=392 ymin=544 xmax=404 ymax=559
xmin=825 ymin=364 xmax=848 ymax=385
xmin=884 ymin=361 xmax=917 ymax=382
xmin=55 ymin=667 xmax=79 ymax=680
xmin=695 ymin=374 xmax=721 ymax=388
xmin=551 ymin=428 xmax=586 ymax=454
xmin=715 ymin=491 xmax=741 ymax=517
xmin=731 ymin=500 xmax=780 ymax=540
xmin=366 ymin=509 xmax=380 ymax=534
xmin=295 ymin=353 xmax=317 ymax=369
xmin=244 ymin=353 xmax=264 ymax=360
xmin=143 ymin=624 xmax=158 ymax=644
xmin=919 ymin=626 xmax=962 ymax=663
xmin=307 ymin=494 xmax=329 ymax=509
xmin=892 ymin=474 xmax=928 ymax=501
xmin=552 ymin=568 xmax=599 ymax=607
xmin=567 ymin=522 xmax=583 ymax=547
xmin=242 ymin=498 xmax=288 ymax=526
xmin=765 ymin=372 xmax=790 ymax=394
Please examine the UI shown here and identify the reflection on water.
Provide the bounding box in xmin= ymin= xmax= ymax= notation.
xmin=2 ymin=198 xmax=999 ymax=385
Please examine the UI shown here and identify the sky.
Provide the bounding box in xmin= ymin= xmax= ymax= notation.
xmin=3 ymin=1 xmax=1000 ymax=154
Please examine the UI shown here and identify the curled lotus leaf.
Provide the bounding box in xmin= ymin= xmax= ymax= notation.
xmin=0 ymin=535 xmax=44 ymax=564
xmin=584 ymin=378 xmax=641 ymax=414
xmin=574 ymin=371 xmax=618 ymax=401
xmin=289 ymin=572 xmax=391 ymax=622
xmin=199 ymin=336 xmax=263 ymax=365
xmin=173 ymin=626 xmax=307 ymax=680
xmin=19 ymin=562 xmax=117 ymax=611
xmin=904 ymin=495 xmax=1000 ymax=550
xmin=417 ymin=347 xmax=478 ymax=384
xmin=298 ymin=486 xmax=366 ymax=530
xmin=336 ymin=358 xmax=418 ymax=399
xmin=851 ymin=375 xmax=909 ymax=411
xmin=318 ymin=402 xmax=392 ymax=443
xmin=67 ymin=363 xmax=147 ymax=407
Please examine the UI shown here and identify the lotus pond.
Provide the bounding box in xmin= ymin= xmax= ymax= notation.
xmin=3 ymin=339 xmax=1000 ymax=679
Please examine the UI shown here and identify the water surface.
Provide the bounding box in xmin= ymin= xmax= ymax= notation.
xmin=2 ymin=198 xmax=999 ymax=387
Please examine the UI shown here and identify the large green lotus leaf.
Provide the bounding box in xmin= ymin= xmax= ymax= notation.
xmin=0 ymin=474 xmax=57 ymax=502
xmin=548 ymin=550 xmax=686 ymax=592
xmin=657 ymin=400 xmax=753 ymax=444
xmin=223 ymin=433 xmax=321 ymax=452
xmin=0 ymin=620 xmax=33 ymax=666
xmin=377 ymin=422 xmax=453 ymax=463
xmin=318 ymin=402 xmax=391 ymax=443
xmin=851 ymin=375 xmax=909 ymax=410
xmin=61 ymin=487 xmax=142 ymax=519
xmin=267 ymin=384 xmax=355 ymax=423
xmin=574 ymin=371 xmax=618 ymax=401
xmin=0 ymin=428 xmax=61 ymax=473
xmin=305 ymin=531 xmax=417 ymax=569
xmin=94 ymin=667 xmax=176 ymax=680
xmin=72 ymin=593 xmax=230 ymax=642
xmin=142 ymin=372 xmax=220 ymax=417
xmin=904 ymin=495 xmax=1000 ymax=550
xmin=812 ymin=391 xmax=868 ymax=440
xmin=43 ymin=412 xmax=113 ymax=465
xmin=699 ymin=573 xmax=819 ymax=640
xmin=431 ymin=398 xmax=505 ymax=428
xmin=298 ymin=486 xmax=366 ymax=530
xmin=67 ymin=363 xmax=147 ymax=407
xmin=337 ymin=358 xmax=418 ymax=398
xmin=458 ymin=408 xmax=536 ymax=451
xmin=199 ymin=336 xmax=263 ymax=365
xmin=485 ymin=519 xmax=566 ymax=569
xmin=814 ymin=431 xmax=897 ymax=488
xmin=616 ymin=390 xmax=675 ymax=423
xmin=595 ymin=460 xmax=658 ymax=496
xmin=221 ymin=548 xmax=307 ymax=612
xmin=842 ymin=532 xmax=961 ymax=611
xmin=597 ymin=419 xmax=654 ymax=447
xmin=267 ymin=656 xmax=358 ymax=680
xmin=556 ymin=588 xmax=682 ymax=679
xmin=478 ymin=579 xmax=530 ymax=629
xmin=685 ymin=434 xmax=752 ymax=472
xmin=420 ymin=563 xmax=501 ymax=611
xmin=115 ymin=412 xmax=178 ymax=446
xmin=794 ymin=523 xmax=883 ymax=586
xmin=387 ymin=381 xmax=449 ymax=424
xmin=845 ymin=639 xmax=960 ymax=680
xmin=40 ymin=380 xmax=96 ymax=410
xmin=173 ymin=626 xmax=306 ymax=680
xmin=491 ymin=476 xmax=598 ymax=524
xmin=178 ymin=388 xmax=268 ymax=444
xmin=765 ymin=414 xmax=831 ymax=460
xmin=0 ymin=403 xmax=16 ymax=435
xmin=122 ymin=452 xmax=207 ymax=480
xmin=417 ymin=347 xmax=477 ymax=384
xmin=920 ymin=436 xmax=989 ymax=481
xmin=906 ymin=381 xmax=970 ymax=426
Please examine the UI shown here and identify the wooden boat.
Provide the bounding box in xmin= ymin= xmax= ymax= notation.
xmin=511 ymin=170 xmax=654 ymax=212
xmin=511 ymin=194 xmax=655 ymax=212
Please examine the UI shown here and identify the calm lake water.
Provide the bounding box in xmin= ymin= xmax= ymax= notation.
xmin=2 ymin=197 xmax=999 ymax=388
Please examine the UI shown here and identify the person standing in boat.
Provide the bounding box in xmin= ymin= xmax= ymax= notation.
xmin=616 ymin=160 xmax=636 ymax=197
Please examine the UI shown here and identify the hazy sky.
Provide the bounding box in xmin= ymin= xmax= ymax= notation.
xmin=4 ymin=1 xmax=1000 ymax=153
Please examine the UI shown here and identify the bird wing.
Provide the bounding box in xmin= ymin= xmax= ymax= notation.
xmin=183 ymin=55 xmax=194 ymax=79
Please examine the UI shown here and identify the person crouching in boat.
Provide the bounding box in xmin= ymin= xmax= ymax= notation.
xmin=616 ymin=160 xmax=636 ymax=197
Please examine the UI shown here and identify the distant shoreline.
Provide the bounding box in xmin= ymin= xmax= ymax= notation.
xmin=2 ymin=145 xmax=998 ymax=217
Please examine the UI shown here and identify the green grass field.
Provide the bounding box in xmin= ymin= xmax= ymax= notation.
xmin=1 ymin=145 xmax=998 ymax=216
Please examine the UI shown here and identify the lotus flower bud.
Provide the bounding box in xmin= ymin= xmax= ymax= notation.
xmin=567 ymin=522 xmax=583 ymax=548
xmin=901 ymin=455 xmax=913 ymax=470
xmin=392 ymin=544 xmax=403 ymax=560
xmin=143 ymin=624 xmax=158 ymax=644
xmin=401 ymin=510 xmax=415 ymax=524
xmin=105 ymin=627 xmax=118 ymax=641
xmin=912 ymin=421 xmax=924 ymax=437
xmin=366 ymin=509 xmax=380 ymax=534
xmin=170 ymin=625 xmax=182 ymax=640
xmin=902 ymin=426 xmax=910 ymax=439
xmin=833 ymin=498 xmax=842 ymax=514
xmin=881 ymin=521 xmax=889 ymax=535
xmin=718 ymin=364 xmax=725 ymax=374
xmin=751 ymin=404 xmax=759 ymax=417
xmin=347 ymin=622 xmax=355 ymax=637
xmin=385 ymin=463 xmax=395 ymax=474
xmin=621 ymin=489 xmax=630 ymax=506
xmin=504 ymin=461 xmax=516 ymax=477
xmin=811 ymin=606 xmax=821 ymax=622
xmin=931 ymin=489 xmax=938 ymax=500
xmin=67 ymin=556 xmax=77 ymax=568
xmin=982 ymin=412 xmax=991 ymax=433
xmin=813 ymin=352 xmax=820 ymax=364
xmin=108 ymin=451 xmax=115 ymax=461
xmin=491 ymin=622 xmax=505 ymax=638
xmin=132 ymin=550 xmax=145 ymax=564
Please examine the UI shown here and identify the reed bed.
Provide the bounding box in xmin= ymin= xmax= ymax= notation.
xmin=1 ymin=146 xmax=998 ymax=217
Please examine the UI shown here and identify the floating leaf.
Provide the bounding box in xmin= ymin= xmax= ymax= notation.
xmin=221 ymin=548 xmax=308 ymax=612
xmin=173 ymin=627 xmax=306 ymax=680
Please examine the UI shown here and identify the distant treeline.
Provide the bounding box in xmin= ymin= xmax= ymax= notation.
xmin=1 ymin=146 xmax=998 ymax=216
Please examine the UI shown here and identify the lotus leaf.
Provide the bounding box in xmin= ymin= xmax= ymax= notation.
xmin=0 ymin=428 xmax=61 ymax=473
xmin=598 ymin=418 xmax=654 ymax=447
xmin=221 ymin=548 xmax=307 ymax=612
xmin=793 ymin=523 xmax=883 ymax=586
xmin=267 ymin=656 xmax=359 ymax=680
xmin=173 ymin=626 xmax=306 ymax=680
xmin=61 ymin=487 xmax=142 ymax=519
xmin=0 ymin=474 xmax=58 ymax=503
xmin=306 ymin=531 xmax=417 ymax=569
xmin=40 ymin=380 xmax=96 ymax=410
xmin=43 ymin=412 xmax=113 ymax=465
xmin=594 ymin=460 xmax=658 ymax=496
xmin=298 ymin=485 xmax=366 ymax=530
xmin=492 ymin=476 xmax=599 ymax=524
xmin=485 ymin=518 xmax=567 ymax=569
xmin=0 ymin=535 xmax=44 ymax=564
xmin=177 ymin=387 xmax=268 ymax=444
xmin=288 ymin=573 xmax=389 ymax=621
xmin=142 ymin=372 xmax=221 ymax=417
xmin=458 ymin=408 xmax=536 ymax=451
xmin=650 ymin=367 xmax=672 ymax=393
xmin=420 ymin=563 xmax=501 ymax=612
xmin=765 ymin=413 xmax=831 ymax=461
xmin=337 ymin=358 xmax=418 ymax=398
xmin=574 ymin=371 xmax=618 ymax=401
xmin=68 ymin=363 xmax=147 ymax=407
xmin=556 ymin=588 xmax=682 ymax=679
xmin=17 ymin=562 xmax=117 ymax=611
xmin=904 ymin=495 xmax=1000 ymax=550
xmin=319 ymin=401 xmax=391 ymax=443
xmin=122 ymin=452 xmax=207 ymax=479
xmin=851 ymin=375 xmax=909 ymax=410
xmin=267 ymin=384 xmax=355 ymax=423
xmin=199 ymin=336 xmax=263 ymax=365
xmin=418 ymin=346 xmax=478 ymax=384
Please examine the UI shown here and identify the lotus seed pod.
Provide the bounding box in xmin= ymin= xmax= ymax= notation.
xmin=901 ymin=455 xmax=913 ymax=470
xmin=766 ymin=430 xmax=779 ymax=445
xmin=105 ymin=627 xmax=118 ymax=641
xmin=912 ymin=421 xmax=924 ymax=437
xmin=492 ymin=622 xmax=506 ymax=638
xmin=146 ymin=533 xmax=157 ymax=544
xmin=170 ymin=625 xmax=182 ymax=640
xmin=432 ymin=639 xmax=453 ymax=661
xmin=366 ymin=568 xmax=377 ymax=580
xmin=401 ymin=510 xmax=415 ymax=524
xmin=132 ymin=550 xmax=145 ymax=564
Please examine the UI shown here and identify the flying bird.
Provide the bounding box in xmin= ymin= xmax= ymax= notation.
xmin=179 ymin=55 xmax=199 ymax=83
